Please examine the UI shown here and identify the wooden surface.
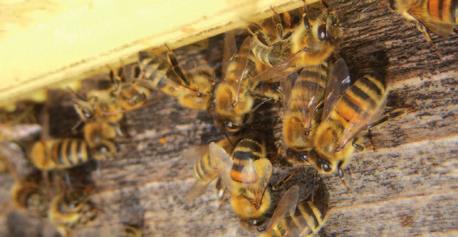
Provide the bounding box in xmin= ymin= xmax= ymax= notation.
xmin=0 ymin=0 xmax=318 ymax=106
xmin=1 ymin=0 xmax=458 ymax=236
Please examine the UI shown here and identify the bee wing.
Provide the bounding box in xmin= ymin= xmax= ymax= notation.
xmin=0 ymin=124 xmax=41 ymax=141
xmin=321 ymin=58 xmax=351 ymax=120
xmin=209 ymin=142 xmax=233 ymax=191
xmin=264 ymin=185 xmax=300 ymax=232
xmin=185 ymin=180 xmax=212 ymax=203
xmin=251 ymin=56 xmax=297 ymax=83
xmin=408 ymin=6 xmax=456 ymax=37
xmin=252 ymin=158 xmax=273 ymax=206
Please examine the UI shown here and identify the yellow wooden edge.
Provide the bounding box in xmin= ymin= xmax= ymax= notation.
xmin=0 ymin=0 xmax=319 ymax=106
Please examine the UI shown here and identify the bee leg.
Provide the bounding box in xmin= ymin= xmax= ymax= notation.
xmin=337 ymin=168 xmax=352 ymax=192
xmin=352 ymin=137 xmax=365 ymax=152
xmin=415 ymin=21 xmax=433 ymax=43
xmin=164 ymin=45 xmax=190 ymax=87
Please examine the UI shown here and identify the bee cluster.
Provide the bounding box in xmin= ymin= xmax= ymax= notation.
xmin=0 ymin=0 xmax=456 ymax=236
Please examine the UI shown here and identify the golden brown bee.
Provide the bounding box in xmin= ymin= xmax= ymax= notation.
xmin=281 ymin=62 xmax=329 ymax=163
xmin=73 ymin=88 xmax=124 ymax=124
xmin=249 ymin=2 xmax=341 ymax=83
xmin=259 ymin=185 xmax=329 ymax=237
xmin=388 ymin=0 xmax=457 ymax=41
xmin=83 ymin=120 xmax=118 ymax=149
xmin=138 ymin=49 xmax=215 ymax=111
xmin=48 ymin=191 xmax=97 ymax=237
xmin=209 ymin=138 xmax=273 ymax=220
xmin=309 ymin=59 xmax=389 ymax=177
xmin=214 ymin=33 xmax=280 ymax=133
xmin=29 ymin=138 xmax=116 ymax=171
xmin=185 ymin=137 xmax=234 ymax=201
xmin=11 ymin=180 xmax=48 ymax=217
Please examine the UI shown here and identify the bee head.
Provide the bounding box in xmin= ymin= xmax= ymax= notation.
xmin=308 ymin=150 xmax=335 ymax=175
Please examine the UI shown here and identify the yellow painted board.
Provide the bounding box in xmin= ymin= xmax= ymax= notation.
xmin=0 ymin=0 xmax=318 ymax=105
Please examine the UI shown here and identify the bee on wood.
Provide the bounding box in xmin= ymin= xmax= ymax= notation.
xmin=48 ymin=191 xmax=98 ymax=237
xmin=138 ymin=47 xmax=215 ymax=111
xmin=259 ymin=184 xmax=329 ymax=237
xmin=280 ymin=62 xmax=329 ymax=163
xmin=185 ymin=137 xmax=234 ymax=202
xmin=309 ymin=59 xmax=389 ymax=180
xmin=29 ymin=138 xmax=116 ymax=171
xmin=213 ymin=32 xmax=280 ymax=133
xmin=388 ymin=0 xmax=457 ymax=41
xmin=208 ymin=138 xmax=273 ymax=220
xmin=248 ymin=2 xmax=341 ymax=83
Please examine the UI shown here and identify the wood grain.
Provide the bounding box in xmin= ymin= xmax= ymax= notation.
xmin=0 ymin=0 xmax=457 ymax=236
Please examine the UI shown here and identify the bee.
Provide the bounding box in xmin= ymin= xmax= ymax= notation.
xmin=11 ymin=180 xmax=48 ymax=217
xmin=309 ymin=59 xmax=389 ymax=178
xmin=83 ymin=120 xmax=118 ymax=148
xmin=209 ymin=138 xmax=273 ymax=220
xmin=214 ymin=33 xmax=280 ymax=133
xmin=185 ymin=137 xmax=234 ymax=202
xmin=249 ymin=2 xmax=341 ymax=83
xmin=73 ymin=88 xmax=124 ymax=124
xmin=259 ymin=184 xmax=329 ymax=237
xmin=29 ymin=138 xmax=116 ymax=171
xmin=138 ymin=48 xmax=215 ymax=111
xmin=388 ymin=0 xmax=457 ymax=41
xmin=280 ymin=62 xmax=329 ymax=163
xmin=48 ymin=191 xmax=97 ymax=237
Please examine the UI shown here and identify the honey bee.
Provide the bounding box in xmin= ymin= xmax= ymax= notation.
xmin=185 ymin=137 xmax=234 ymax=201
xmin=214 ymin=33 xmax=280 ymax=133
xmin=280 ymin=62 xmax=329 ymax=163
xmin=259 ymin=184 xmax=329 ymax=237
xmin=48 ymin=191 xmax=97 ymax=237
xmin=138 ymin=49 xmax=215 ymax=111
xmin=11 ymin=180 xmax=48 ymax=217
xmin=83 ymin=120 xmax=118 ymax=148
xmin=209 ymin=138 xmax=273 ymax=220
xmin=29 ymin=138 xmax=116 ymax=171
xmin=309 ymin=59 xmax=389 ymax=178
xmin=73 ymin=88 xmax=124 ymax=124
xmin=249 ymin=2 xmax=341 ymax=83
xmin=388 ymin=0 xmax=457 ymax=41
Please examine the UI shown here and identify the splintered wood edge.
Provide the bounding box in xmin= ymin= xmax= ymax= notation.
xmin=0 ymin=0 xmax=318 ymax=106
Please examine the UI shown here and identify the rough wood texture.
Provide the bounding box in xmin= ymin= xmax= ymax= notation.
xmin=1 ymin=0 xmax=457 ymax=236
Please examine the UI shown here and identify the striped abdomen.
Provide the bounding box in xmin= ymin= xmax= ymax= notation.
xmin=425 ymin=0 xmax=458 ymax=24
xmin=314 ymin=75 xmax=388 ymax=164
xmin=265 ymin=200 xmax=327 ymax=237
xmin=287 ymin=64 xmax=328 ymax=112
xmin=283 ymin=64 xmax=328 ymax=150
xmin=30 ymin=139 xmax=92 ymax=170
xmin=230 ymin=138 xmax=265 ymax=184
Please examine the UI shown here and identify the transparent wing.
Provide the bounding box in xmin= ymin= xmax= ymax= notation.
xmin=251 ymin=158 xmax=273 ymax=207
xmin=264 ymin=185 xmax=299 ymax=232
xmin=208 ymin=142 xmax=233 ymax=191
xmin=322 ymin=58 xmax=351 ymax=120
xmin=251 ymin=54 xmax=299 ymax=83
xmin=185 ymin=180 xmax=212 ymax=203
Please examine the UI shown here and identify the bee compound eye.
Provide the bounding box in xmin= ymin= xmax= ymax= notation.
xmin=317 ymin=24 xmax=328 ymax=41
xmin=299 ymin=152 xmax=308 ymax=161
xmin=318 ymin=159 xmax=332 ymax=172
